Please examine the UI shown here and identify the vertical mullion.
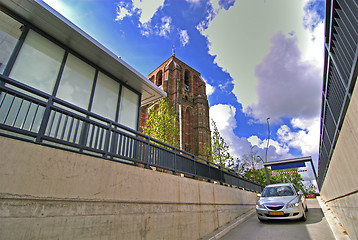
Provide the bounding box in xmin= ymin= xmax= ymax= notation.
xmin=87 ymin=70 xmax=98 ymax=112
xmin=115 ymin=85 xmax=122 ymax=123
xmin=52 ymin=52 xmax=68 ymax=97
xmin=2 ymin=26 xmax=29 ymax=78
xmin=36 ymin=48 xmax=67 ymax=143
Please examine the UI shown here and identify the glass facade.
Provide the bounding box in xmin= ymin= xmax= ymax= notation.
xmin=56 ymin=54 xmax=95 ymax=110
xmin=0 ymin=11 xmax=23 ymax=74
xmin=9 ymin=30 xmax=65 ymax=94
xmin=91 ymin=72 xmax=120 ymax=121
xmin=118 ymin=86 xmax=140 ymax=130
xmin=0 ymin=10 xmax=140 ymax=131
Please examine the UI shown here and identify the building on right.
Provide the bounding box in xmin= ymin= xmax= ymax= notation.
xmin=318 ymin=0 xmax=358 ymax=239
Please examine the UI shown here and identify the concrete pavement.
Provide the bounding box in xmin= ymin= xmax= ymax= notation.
xmin=202 ymin=198 xmax=346 ymax=240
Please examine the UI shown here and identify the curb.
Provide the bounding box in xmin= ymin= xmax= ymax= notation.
xmin=317 ymin=196 xmax=351 ymax=240
xmin=201 ymin=209 xmax=256 ymax=240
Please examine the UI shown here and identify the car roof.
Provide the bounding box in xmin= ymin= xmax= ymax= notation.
xmin=265 ymin=183 xmax=294 ymax=187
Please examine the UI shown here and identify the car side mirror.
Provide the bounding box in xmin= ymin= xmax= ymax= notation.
xmin=257 ymin=194 xmax=261 ymax=198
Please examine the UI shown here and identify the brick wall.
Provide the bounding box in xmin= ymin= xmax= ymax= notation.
xmin=140 ymin=56 xmax=211 ymax=159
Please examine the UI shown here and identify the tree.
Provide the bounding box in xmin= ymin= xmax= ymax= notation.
xmin=240 ymin=146 xmax=264 ymax=182
xmin=304 ymin=183 xmax=317 ymax=195
xmin=210 ymin=119 xmax=234 ymax=168
xmin=143 ymin=98 xmax=179 ymax=148
xmin=274 ymin=168 xmax=305 ymax=192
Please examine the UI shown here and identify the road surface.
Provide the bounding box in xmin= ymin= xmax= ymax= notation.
xmin=220 ymin=199 xmax=335 ymax=240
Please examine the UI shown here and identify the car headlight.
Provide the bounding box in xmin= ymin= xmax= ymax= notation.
xmin=256 ymin=202 xmax=265 ymax=209
xmin=286 ymin=202 xmax=299 ymax=208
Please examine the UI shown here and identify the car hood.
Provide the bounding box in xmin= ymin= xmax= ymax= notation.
xmin=258 ymin=196 xmax=298 ymax=205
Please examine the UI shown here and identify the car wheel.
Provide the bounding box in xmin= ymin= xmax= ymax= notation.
xmin=300 ymin=208 xmax=307 ymax=221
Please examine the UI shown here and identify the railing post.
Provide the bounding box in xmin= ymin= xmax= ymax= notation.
xmin=145 ymin=137 xmax=151 ymax=169
xmin=103 ymin=122 xmax=112 ymax=159
xmin=193 ymin=155 xmax=197 ymax=179
xmin=173 ymin=149 xmax=177 ymax=175
xmin=207 ymin=160 xmax=211 ymax=182
xmin=35 ymin=97 xmax=53 ymax=143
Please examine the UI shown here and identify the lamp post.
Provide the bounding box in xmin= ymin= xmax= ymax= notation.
xmin=264 ymin=117 xmax=270 ymax=185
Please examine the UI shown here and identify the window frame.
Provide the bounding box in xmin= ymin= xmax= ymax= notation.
xmin=0 ymin=7 xmax=141 ymax=130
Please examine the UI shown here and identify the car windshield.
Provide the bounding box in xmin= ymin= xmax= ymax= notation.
xmin=261 ymin=186 xmax=295 ymax=197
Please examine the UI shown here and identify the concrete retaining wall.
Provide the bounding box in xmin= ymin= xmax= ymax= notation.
xmin=0 ymin=137 xmax=257 ymax=240
xmin=320 ymin=76 xmax=358 ymax=240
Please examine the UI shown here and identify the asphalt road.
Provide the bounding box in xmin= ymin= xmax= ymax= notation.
xmin=220 ymin=199 xmax=335 ymax=240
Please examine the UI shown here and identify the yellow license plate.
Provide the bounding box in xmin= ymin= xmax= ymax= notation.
xmin=269 ymin=211 xmax=284 ymax=216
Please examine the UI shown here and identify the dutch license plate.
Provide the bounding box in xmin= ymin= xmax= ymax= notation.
xmin=269 ymin=211 xmax=284 ymax=216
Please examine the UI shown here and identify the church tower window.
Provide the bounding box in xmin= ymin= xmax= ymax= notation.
xmin=156 ymin=70 xmax=163 ymax=87
xmin=184 ymin=70 xmax=190 ymax=91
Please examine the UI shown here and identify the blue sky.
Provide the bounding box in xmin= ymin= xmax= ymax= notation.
xmin=43 ymin=0 xmax=325 ymax=184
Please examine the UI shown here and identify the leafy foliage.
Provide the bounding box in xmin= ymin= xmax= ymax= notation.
xmin=143 ymin=98 xmax=179 ymax=148
xmin=237 ymin=147 xmax=310 ymax=193
xmin=210 ymin=119 xmax=234 ymax=167
xmin=240 ymin=146 xmax=264 ymax=182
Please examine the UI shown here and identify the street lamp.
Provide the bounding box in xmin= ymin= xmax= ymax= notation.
xmin=264 ymin=117 xmax=270 ymax=185
xmin=265 ymin=117 xmax=270 ymax=163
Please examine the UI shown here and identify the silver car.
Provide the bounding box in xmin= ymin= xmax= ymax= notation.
xmin=256 ymin=183 xmax=307 ymax=222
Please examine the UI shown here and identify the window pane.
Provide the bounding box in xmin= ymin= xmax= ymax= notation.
xmin=9 ymin=30 xmax=65 ymax=94
xmin=56 ymin=54 xmax=95 ymax=110
xmin=0 ymin=11 xmax=23 ymax=74
xmin=91 ymin=72 xmax=120 ymax=121
xmin=118 ymin=87 xmax=139 ymax=130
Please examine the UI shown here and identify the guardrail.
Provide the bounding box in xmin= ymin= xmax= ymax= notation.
xmin=0 ymin=75 xmax=264 ymax=192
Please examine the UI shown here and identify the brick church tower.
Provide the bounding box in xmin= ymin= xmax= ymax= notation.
xmin=140 ymin=55 xmax=211 ymax=159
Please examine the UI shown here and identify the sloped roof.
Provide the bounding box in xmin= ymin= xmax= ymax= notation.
xmin=0 ymin=0 xmax=166 ymax=106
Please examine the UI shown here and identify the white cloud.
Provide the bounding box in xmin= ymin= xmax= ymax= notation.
xmin=248 ymin=136 xmax=290 ymax=156
xmin=247 ymin=32 xmax=322 ymax=123
xmin=200 ymin=0 xmax=324 ymax=116
xmin=206 ymin=82 xmax=215 ymax=96
xmin=210 ymin=104 xmax=292 ymax=161
xmin=186 ymin=0 xmax=202 ymax=3
xmin=132 ymin=0 xmax=165 ymax=25
xmin=303 ymin=0 xmax=324 ymax=32
xmin=115 ymin=0 xmax=166 ymax=36
xmin=158 ymin=16 xmax=172 ymax=37
xmin=202 ymin=77 xmax=215 ymax=96
xmin=210 ymin=104 xmax=251 ymax=158
xmin=210 ymin=104 xmax=236 ymax=131
xmin=277 ymin=117 xmax=320 ymax=156
xmin=115 ymin=3 xmax=133 ymax=21
xmin=179 ymin=30 xmax=190 ymax=46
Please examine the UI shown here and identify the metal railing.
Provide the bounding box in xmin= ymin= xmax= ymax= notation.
xmin=318 ymin=0 xmax=358 ymax=189
xmin=0 ymin=75 xmax=264 ymax=192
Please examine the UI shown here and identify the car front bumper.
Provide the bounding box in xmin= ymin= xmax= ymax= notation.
xmin=256 ymin=205 xmax=305 ymax=220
